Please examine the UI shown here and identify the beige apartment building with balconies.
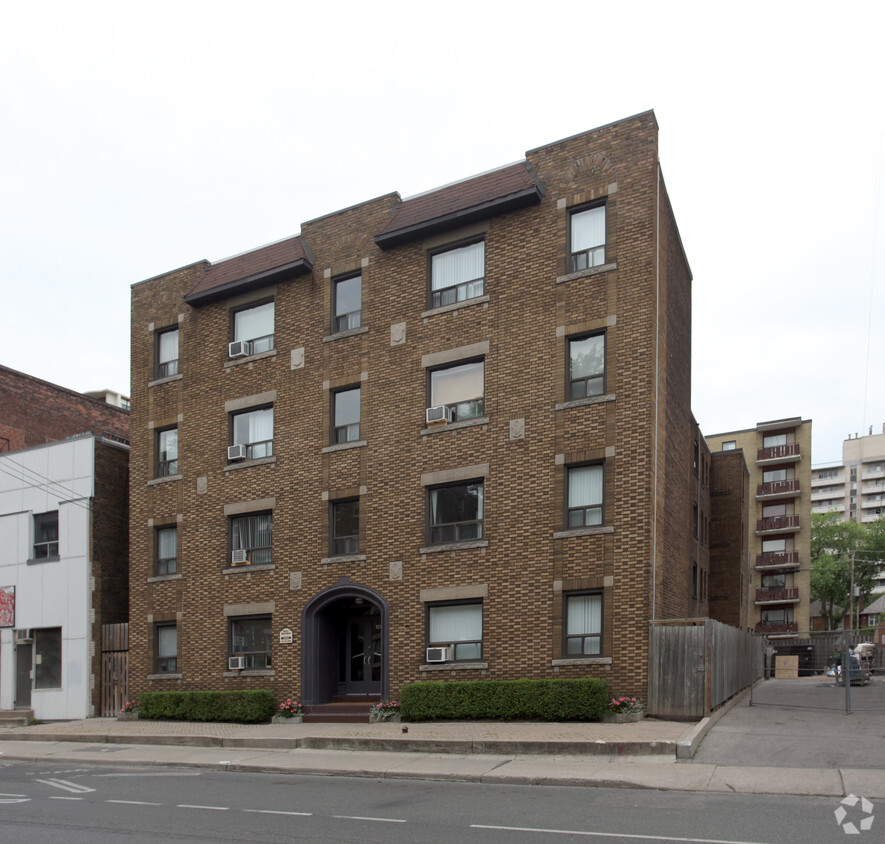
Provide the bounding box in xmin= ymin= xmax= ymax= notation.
xmin=706 ymin=418 xmax=812 ymax=636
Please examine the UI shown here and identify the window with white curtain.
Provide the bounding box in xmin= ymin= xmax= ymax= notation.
xmin=429 ymin=360 xmax=484 ymax=421
xmin=156 ymin=623 xmax=178 ymax=673
xmin=430 ymin=241 xmax=485 ymax=309
xmin=232 ymin=300 xmax=275 ymax=354
xmin=230 ymin=513 xmax=273 ymax=565
xmin=428 ymin=602 xmax=482 ymax=661
xmin=567 ymin=464 xmax=603 ymax=528
xmin=231 ymin=407 xmax=273 ymax=460
xmin=156 ymin=327 xmax=179 ymax=378
xmin=564 ymin=593 xmax=602 ymax=656
xmin=156 ymin=526 xmax=178 ymax=575
xmin=569 ymin=205 xmax=606 ymax=271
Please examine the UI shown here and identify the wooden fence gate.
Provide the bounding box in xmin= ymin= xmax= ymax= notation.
xmin=101 ymin=623 xmax=129 ymax=717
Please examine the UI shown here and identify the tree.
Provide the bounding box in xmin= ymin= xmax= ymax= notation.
xmin=810 ymin=513 xmax=880 ymax=630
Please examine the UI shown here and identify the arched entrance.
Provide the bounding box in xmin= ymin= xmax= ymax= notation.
xmin=301 ymin=582 xmax=388 ymax=705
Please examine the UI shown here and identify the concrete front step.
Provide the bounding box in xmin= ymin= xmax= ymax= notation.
xmin=0 ymin=710 xmax=33 ymax=726
xmin=304 ymin=696 xmax=379 ymax=724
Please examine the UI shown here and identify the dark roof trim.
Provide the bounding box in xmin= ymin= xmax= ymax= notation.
xmin=375 ymin=186 xmax=542 ymax=250
xmin=183 ymin=258 xmax=313 ymax=307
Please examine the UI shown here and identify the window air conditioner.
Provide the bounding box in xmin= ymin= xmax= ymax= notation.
xmin=231 ymin=549 xmax=249 ymax=565
xmin=426 ymin=646 xmax=449 ymax=663
xmin=228 ymin=656 xmax=246 ymax=670
xmin=228 ymin=340 xmax=250 ymax=359
xmin=426 ymin=405 xmax=453 ymax=424
xmin=14 ymin=629 xmax=33 ymax=643
xmin=228 ymin=444 xmax=247 ymax=461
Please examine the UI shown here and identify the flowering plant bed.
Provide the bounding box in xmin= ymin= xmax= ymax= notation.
xmin=276 ymin=698 xmax=304 ymax=718
xmin=120 ymin=699 xmax=138 ymax=713
xmin=369 ymin=700 xmax=402 ymax=723
xmin=608 ymin=696 xmax=642 ymax=714
xmin=118 ymin=700 xmax=139 ymax=721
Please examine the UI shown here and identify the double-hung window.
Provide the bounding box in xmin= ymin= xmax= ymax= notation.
xmin=429 ymin=241 xmax=484 ymax=309
xmin=231 ymin=299 xmax=274 ymax=356
xmin=332 ymin=387 xmax=360 ymax=443
xmin=567 ymin=333 xmax=605 ymax=399
xmin=155 ymin=327 xmax=179 ymax=378
xmin=230 ymin=513 xmax=272 ymax=566
xmin=429 ymin=360 xmax=484 ymax=422
xmin=231 ymin=407 xmax=273 ymax=460
xmin=155 ymin=623 xmax=178 ymax=673
xmin=569 ymin=204 xmax=606 ymax=271
xmin=567 ymin=464 xmax=603 ymax=528
xmin=230 ymin=616 xmax=271 ymax=669
xmin=155 ymin=526 xmax=177 ymax=575
xmin=429 ymin=481 xmax=483 ymax=544
xmin=564 ymin=592 xmax=602 ymax=656
xmin=33 ymin=512 xmax=59 ymax=559
xmin=333 ymin=274 xmax=362 ymax=332
xmin=427 ymin=601 xmax=482 ymax=661
xmin=156 ymin=427 xmax=179 ymax=477
xmin=331 ymin=499 xmax=359 ymax=555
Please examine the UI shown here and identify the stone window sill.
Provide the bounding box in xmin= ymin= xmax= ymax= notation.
xmin=223 ymin=669 xmax=276 ymax=678
xmin=420 ymin=661 xmax=488 ymax=672
xmin=551 ymin=657 xmax=612 ymax=666
xmin=149 ymin=373 xmax=183 ymax=388
xmin=224 ymin=456 xmax=277 ymax=472
xmin=323 ymin=326 xmax=369 ymax=343
xmin=224 ymin=349 xmax=277 ymax=367
xmin=555 ymin=394 xmax=615 ymax=411
xmin=148 ymin=474 xmax=182 ymax=486
xmin=556 ymin=262 xmax=618 ymax=284
xmin=321 ymin=440 xmax=367 ymax=454
xmin=147 ymin=673 xmax=183 ymax=680
xmin=419 ymin=540 xmax=489 ymax=554
xmin=223 ymin=563 xmax=276 ymax=575
xmin=147 ymin=573 xmax=182 ymax=583
xmin=553 ymin=526 xmax=614 ymax=539
xmin=321 ymin=554 xmax=366 ymax=565
xmin=420 ymin=417 xmax=489 ymax=436
xmin=421 ymin=295 xmax=489 ymax=319
xmin=27 ymin=556 xmax=60 ymax=566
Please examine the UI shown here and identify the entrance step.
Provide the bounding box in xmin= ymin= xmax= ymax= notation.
xmin=303 ymin=695 xmax=379 ymax=724
xmin=0 ymin=709 xmax=33 ymax=726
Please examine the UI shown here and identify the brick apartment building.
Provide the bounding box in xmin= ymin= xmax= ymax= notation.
xmin=129 ymin=111 xmax=706 ymax=706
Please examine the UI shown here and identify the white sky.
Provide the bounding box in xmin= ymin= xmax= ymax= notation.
xmin=2 ymin=1 xmax=883 ymax=464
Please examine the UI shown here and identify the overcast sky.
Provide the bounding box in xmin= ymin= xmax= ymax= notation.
xmin=2 ymin=1 xmax=883 ymax=464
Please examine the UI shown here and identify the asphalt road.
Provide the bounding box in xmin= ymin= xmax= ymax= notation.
xmin=0 ymin=760 xmax=873 ymax=844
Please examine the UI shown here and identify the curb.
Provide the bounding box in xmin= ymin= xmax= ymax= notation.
xmin=675 ymin=687 xmax=750 ymax=760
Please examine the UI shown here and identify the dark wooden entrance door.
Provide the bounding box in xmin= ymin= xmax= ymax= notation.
xmin=339 ymin=610 xmax=381 ymax=695
xmin=15 ymin=642 xmax=32 ymax=709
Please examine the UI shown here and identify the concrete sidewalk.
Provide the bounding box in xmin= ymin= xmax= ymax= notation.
xmin=1 ymin=708 xmax=881 ymax=798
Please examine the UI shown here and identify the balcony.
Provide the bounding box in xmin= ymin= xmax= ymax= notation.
xmin=755 ymin=621 xmax=799 ymax=635
xmin=755 ymin=551 xmax=800 ymax=570
xmin=756 ymin=515 xmax=800 ymax=534
xmin=757 ymin=443 xmax=801 ymax=464
xmin=756 ymin=479 xmax=800 ymax=500
xmin=755 ymin=587 xmax=800 ymax=605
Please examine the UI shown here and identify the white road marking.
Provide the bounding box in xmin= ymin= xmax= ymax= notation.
xmin=471 ymin=825 xmax=775 ymax=844
xmin=50 ymin=796 xmax=85 ymax=801
xmin=34 ymin=778 xmax=95 ymax=794
xmin=95 ymin=772 xmax=202 ymax=778
xmin=107 ymin=800 xmax=163 ymax=806
xmin=333 ymin=815 xmax=407 ymax=823
xmin=177 ymin=804 xmax=229 ymax=811
xmin=243 ymin=809 xmax=313 ymax=817
xmin=0 ymin=793 xmax=29 ymax=804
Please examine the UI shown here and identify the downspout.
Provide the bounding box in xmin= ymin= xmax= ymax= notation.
xmin=652 ymin=162 xmax=661 ymax=622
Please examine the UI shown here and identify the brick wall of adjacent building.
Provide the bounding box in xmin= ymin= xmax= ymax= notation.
xmin=0 ymin=364 xmax=129 ymax=452
xmin=129 ymin=111 xmax=697 ymax=704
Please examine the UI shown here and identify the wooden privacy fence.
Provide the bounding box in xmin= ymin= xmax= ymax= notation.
xmin=647 ymin=618 xmax=754 ymax=720
xmin=101 ymin=623 xmax=129 ymax=717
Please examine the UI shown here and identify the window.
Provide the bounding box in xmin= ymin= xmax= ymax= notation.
xmin=33 ymin=511 xmax=58 ymax=559
xmin=722 ymin=441 xmax=736 ymax=451
xmin=569 ymin=204 xmax=606 ymax=271
xmin=427 ymin=601 xmax=482 ymax=661
xmin=156 ymin=427 xmax=179 ymax=477
xmin=155 ymin=526 xmax=177 ymax=576
xmin=230 ymin=513 xmax=272 ymax=565
xmin=155 ymin=623 xmax=178 ymax=673
xmin=156 ymin=327 xmax=179 ymax=378
xmin=428 ymin=481 xmax=483 ymax=543
xmin=761 ymin=608 xmax=793 ymax=625
xmin=34 ymin=627 xmax=62 ymax=689
xmin=567 ymin=464 xmax=603 ymax=528
xmin=332 ymin=387 xmax=360 ymax=443
xmin=763 ymin=468 xmax=788 ymax=483
xmin=763 ymin=433 xmax=787 ymax=448
xmin=567 ymin=333 xmax=605 ymax=400
xmin=692 ymin=562 xmax=698 ymax=599
xmin=429 ymin=240 xmax=484 ymax=309
xmin=762 ymin=503 xmax=786 ymax=519
xmin=231 ymin=299 xmax=274 ymax=355
xmin=761 ymin=573 xmax=786 ymax=589
xmin=231 ymin=407 xmax=273 ymax=460
xmin=564 ymin=592 xmax=602 ymax=656
xmin=429 ymin=360 xmax=484 ymax=421
xmin=762 ymin=538 xmax=787 ymax=554
xmin=333 ymin=274 xmax=361 ymax=332
xmin=331 ymin=499 xmax=359 ymax=555
xmin=230 ymin=616 xmax=271 ymax=669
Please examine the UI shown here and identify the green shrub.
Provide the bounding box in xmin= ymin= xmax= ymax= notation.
xmin=399 ymin=678 xmax=609 ymax=722
xmin=138 ymin=690 xmax=274 ymax=723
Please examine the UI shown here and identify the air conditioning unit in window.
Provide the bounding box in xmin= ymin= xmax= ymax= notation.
xmin=228 ymin=340 xmax=251 ymax=359
xmin=14 ymin=629 xmax=33 ymax=643
xmin=231 ymin=549 xmax=249 ymax=565
xmin=426 ymin=646 xmax=449 ymax=663
xmin=228 ymin=444 xmax=247 ymax=461
xmin=228 ymin=656 xmax=246 ymax=671
xmin=426 ymin=405 xmax=453 ymax=425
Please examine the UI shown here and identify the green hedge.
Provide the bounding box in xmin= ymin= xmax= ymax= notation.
xmin=138 ymin=690 xmax=275 ymax=723
xmin=399 ymin=678 xmax=609 ymax=722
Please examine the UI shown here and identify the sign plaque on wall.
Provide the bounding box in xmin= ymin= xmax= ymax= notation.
xmin=279 ymin=628 xmax=293 ymax=644
xmin=0 ymin=586 xmax=14 ymax=628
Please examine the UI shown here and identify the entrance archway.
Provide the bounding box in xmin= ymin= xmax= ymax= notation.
xmin=301 ymin=582 xmax=389 ymax=705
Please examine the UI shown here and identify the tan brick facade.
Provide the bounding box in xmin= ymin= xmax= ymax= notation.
xmin=129 ymin=111 xmax=698 ymax=703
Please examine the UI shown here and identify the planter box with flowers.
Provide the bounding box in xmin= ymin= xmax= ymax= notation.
xmin=272 ymin=698 xmax=304 ymax=724
xmin=118 ymin=700 xmax=139 ymax=721
xmin=369 ymin=700 xmax=402 ymax=723
xmin=602 ymin=696 xmax=644 ymax=723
